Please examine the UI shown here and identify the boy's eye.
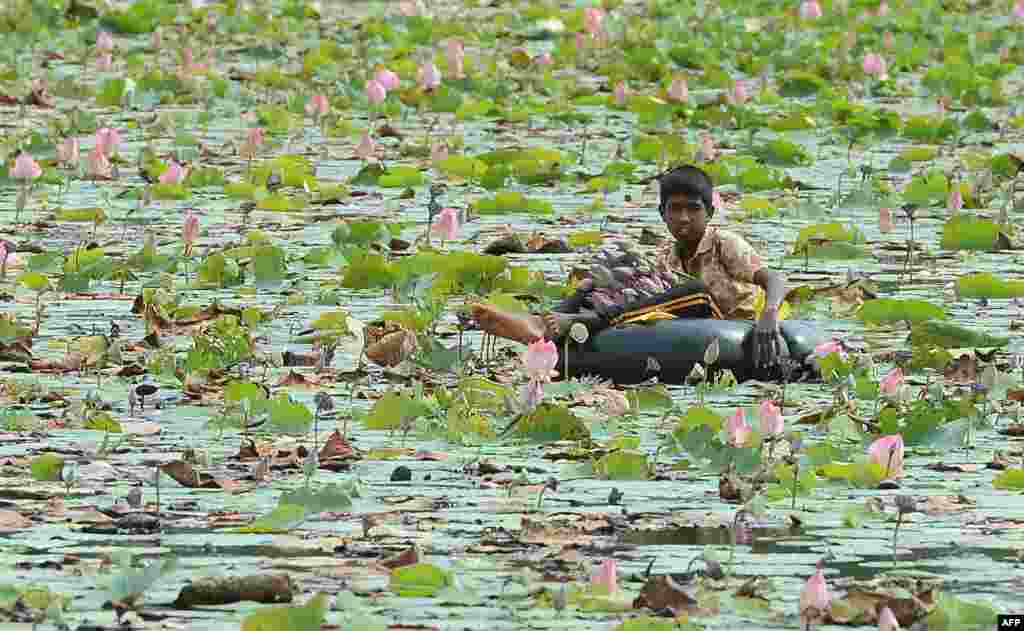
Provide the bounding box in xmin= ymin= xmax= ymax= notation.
xmin=666 ymin=201 xmax=704 ymax=214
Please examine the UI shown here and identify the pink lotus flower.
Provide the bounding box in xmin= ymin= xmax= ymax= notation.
xmin=799 ymin=0 xmax=823 ymax=19
xmin=519 ymin=379 xmax=544 ymax=413
xmin=591 ymin=559 xmax=617 ymax=594
xmin=948 ymin=188 xmax=963 ymax=213
xmin=862 ymin=52 xmax=888 ymax=79
xmin=10 ymin=153 xmax=42 ymax=180
xmin=305 ymin=94 xmax=329 ymax=118
xmin=376 ymin=68 xmax=400 ymax=91
xmin=87 ymin=146 xmax=111 ymax=178
xmin=355 ymin=132 xmax=376 ymax=161
xmin=523 ymin=339 xmax=558 ymax=382
xmin=583 ymin=7 xmax=604 ymax=37
xmin=729 ymin=80 xmax=749 ymax=105
xmin=247 ymin=127 xmax=265 ymax=149
xmin=876 ymin=1 xmax=889 ymax=17
xmin=759 ymin=400 xmax=784 ymax=437
xmin=432 ymin=207 xmax=460 ymax=242
xmin=726 ymin=407 xmax=752 ymax=447
xmin=879 ymin=207 xmax=894 ymax=233
xmin=878 ymin=606 xmax=901 ymax=631
xmin=365 ymin=79 xmax=387 ymax=105
xmin=97 ymin=53 xmax=113 ymax=71
xmin=57 ymin=137 xmax=80 ymax=167
xmin=1015 ymin=1 xmax=1024 ymax=20
xmin=613 ymin=81 xmax=628 ymax=106
xmin=183 ymin=211 xmax=199 ymax=254
xmin=431 ymin=143 xmax=449 ymax=164
xmin=446 ymin=39 xmax=465 ymax=79
xmin=160 ymin=161 xmax=186 ymax=185
xmin=700 ymin=134 xmax=717 ymax=162
xmin=799 ymin=564 xmax=831 ymax=620
xmin=879 ymin=367 xmax=904 ymax=397
xmin=668 ymin=76 xmax=688 ymax=102
xmin=814 ymin=340 xmax=843 ymax=357
xmin=95 ymin=127 xmax=122 ymax=157
xmin=883 ymin=31 xmax=895 ymax=49
xmin=534 ymin=52 xmax=553 ymax=67
xmin=418 ymin=62 xmax=441 ymax=91
xmin=867 ymin=434 xmax=904 ymax=479
xmin=96 ymin=31 xmax=114 ymax=52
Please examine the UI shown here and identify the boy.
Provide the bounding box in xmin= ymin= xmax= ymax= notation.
xmin=471 ymin=165 xmax=788 ymax=370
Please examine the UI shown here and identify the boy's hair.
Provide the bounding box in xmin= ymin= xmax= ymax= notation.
xmin=658 ymin=165 xmax=714 ymax=218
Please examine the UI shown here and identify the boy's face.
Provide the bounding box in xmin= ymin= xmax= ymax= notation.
xmin=661 ymin=192 xmax=708 ymax=246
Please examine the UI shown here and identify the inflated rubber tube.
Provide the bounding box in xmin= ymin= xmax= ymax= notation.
xmin=561 ymin=319 xmax=825 ymax=385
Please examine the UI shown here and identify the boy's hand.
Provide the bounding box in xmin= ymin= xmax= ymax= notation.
xmin=752 ymin=306 xmax=784 ymax=369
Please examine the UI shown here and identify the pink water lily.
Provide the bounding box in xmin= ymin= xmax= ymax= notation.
xmin=878 ymin=606 xmax=901 ymax=631
xmin=95 ymin=127 xmax=122 ymax=157
xmin=814 ymin=340 xmax=843 ymax=357
xmin=799 ymin=563 xmax=831 ymax=622
xmin=879 ymin=207 xmax=894 ymax=233
xmin=799 ymin=0 xmax=823 ymax=19
xmin=523 ymin=339 xmax=558 ymax=382
xmin=667 ymin=76 xmax=688 ymax=103
xmin=879 ymin=367 xmax=904 ymax=397
xmin=365 ymin=79 xmax=387 ymax=105
xmin=432 ymin=207 xmax=460 ymax=242
xmin=10 ymin=153 xmax=42 ymax=180
xmin=446 ymin=39 xmax=465 ymax=79
xmin=159 ymin=161 xmax=187 ymax=185
xmin=726 ymin=407 xmax=752 ymax=447
xmin=376 ymin=68 xmax=400 ymax=91
xmin=759 ymin=400 xmax=784 ymax=437
xmin=862 ymin=52 xmax=888 ymax=79
xmin=418 ymin=62 xmax=441 ymax=91
xmin=867 ymin=434 xmax=905 ymax=479
xmin=591 ymin=558 xmax=617 ymax=594
xmin=305 ymin=94 xmax=329 ymax=118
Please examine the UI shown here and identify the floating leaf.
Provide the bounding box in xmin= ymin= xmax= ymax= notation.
xmin=513 ymin=403 xmax=589 ymax=442
xmin=363 ymin=392 xmax=432 ymax=430
xmin=993 ymin=469 xmax=1024 ymax=490
xmin=595 ymin=450 xmax=650 ymax=480
xmin=240 ymin=593 xmax=328 ymax=631
xmin=940 ymin=215 xmax=1011 ymax=252
xmin=857 ymin=299 xmax=947 ymax=325
xmin=954 ymin=273 xmax=1024 ymax=299
xmin=30 ymin=453 xmax=64 ymax=482
xmin=909 ymin=321 xmax=1008 ymax=349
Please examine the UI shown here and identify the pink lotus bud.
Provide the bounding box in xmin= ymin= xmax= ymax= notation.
xmin=10 ymin=153 xmax=41 ymax=180
xmin=879 ymin=207 xmax=894 ymax=233
xmin=575 ymin=32 xmax=586 ymax=50
xmin=519 ymin=379 xmax=544 ymax=413
xmin=883 ymin=31 xmax=894 ymax=49
xmin=418 ymin=63 xmax=441 ymax=91
xmin=583 ymin=7 xmax=604 ymax=36
xmin=522 ymin=339 xmax=558 ymax=382
xmin=862 ymin=52 xmax=888 ymax=79
xmin=534 ymin=52 xmax=553 ymax=67
xmin=799 ymin=0 xmax=823 ymax=19
xmin=668 ymin=76 xmax=689 ymax=103
xmin=759 ymin=400 xmax=784 ymax=437
xmin=845 ymin=29 xmax=858 ymax=50
xmin=87 ymin=146 xmax=111 ymax=178
xmin=876 ymin=1 xmax=889 ymax=17
xmin=306 ymin=94 xmax=329 ymax=118
xmin=867 ymin=434 xmax=905 ymax=479
xmin=700 ymin=134 xmax=717 ymax=162
xmin=152 ymin=28 xmax=162 ymax=49
xmin=365 ymin=79 xmax=387 ymax=105
xmin=355 ymin=132 xmax=376 ymax=161
xmin=95 ymin=127 xmax=122 ymax=157
xmin=96 ymin=31 xmax=114 ymax=52
xmin=729 ymin=80 xmax=749 ymax=105
xmin=613 ymin=80 xmax=628 ymax=106
xmin=97 ymin=53 xmax=113 ymax=71
xmin=591 ymin=559 xmax=617 ymax=594
xmin=247 ymin=127 xmax=265 ymax=149
xmin=432 ymin=207 xmax=460 ymax=242
xmin=446 ymin=39 xmax=465 ymax=79
xmin=399 ymin=0 xmax=421 ymax=16
xmin=376 ymin=68 xmax=400 ymax=91
xmin=1015 ymin=0 xmax=1024 ymax=20
xmin=799 ymin=564 xmax=832 ymax=621
xmin=182 ymin=211 xmax=200 ymax=253
xmin=878 ymin=606 xmax=901 ymax=631
xmin=948 ymin=188 xmax=963 ymax=213
xmin=814 ymin=340 xmax=843 ymax=357
xmin=726 ymin=408 xmax=753 ymax=447
xmin=879 ymin=367 xmax=904 ymax=397
xmin=159 ymin=160 xmax=186 ymax=185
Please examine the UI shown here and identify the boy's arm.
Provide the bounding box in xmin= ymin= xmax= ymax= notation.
xmin=752 ymin=267 xmax=787 ymax=369
xmin=753 ymin=268 xmax=787 ymax=313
